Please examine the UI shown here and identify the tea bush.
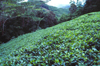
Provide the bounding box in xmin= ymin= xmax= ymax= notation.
xmin=0 ymin=11 xmax=100 ymax=66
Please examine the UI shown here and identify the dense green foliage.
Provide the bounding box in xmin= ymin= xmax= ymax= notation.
xmin=58 ymin=0 xmax=83 ymax=23
xmin=58 ymin=14 xmax=71 ymax=23
xmin=59 ymin=0 xmax=100 ymax=23
xmin=0 ymin=1 xmax=58 ymax=43
xmin=69 ymin=0 xmax=100 ymax=15
xmin=0 ymin=0 xmax=70 ymax=44
xmin=69 ymin=3 xmax=77 ymax=14
xmin=0 ymin=11 xmax=100 ymax=65
xmin=0 ymin=0 xmax=100 ymax=65
xmin=82 ymin=0 xmax=100 ymax=14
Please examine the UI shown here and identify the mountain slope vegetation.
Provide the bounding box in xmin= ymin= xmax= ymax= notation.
xmin=0 ymin=11 xmax=100 ymax=65
xmin=0 ymin=1 xmax=58 ymax=43
xmin=41 ymin=4 xmax=70 ymax=17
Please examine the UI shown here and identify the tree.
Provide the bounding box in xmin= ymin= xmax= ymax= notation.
xmin=75 ymin=1 xmax=83 ymax=15
xmin=69 ymin=0 xmax=77 ymax=14
xmin=0 ymin=0 xmax=24 ymax=4
xmin=59 ymin=14 xmax=71 ymax=23
xmin=82 ymin=0 xmax=100 ymax=14
xmin=0 ymin=0 xmax=57 ymax=44
xmin=76 ymin=0 xmax=82 ymax=7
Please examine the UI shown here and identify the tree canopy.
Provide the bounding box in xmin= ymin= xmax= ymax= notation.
xmin=0 ymin=0 xmax=57 ymax=44
xmin=82 ymin=0 xmax=100 ymax=14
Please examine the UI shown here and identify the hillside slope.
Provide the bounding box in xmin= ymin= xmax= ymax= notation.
xmin=0 ymin=12 xmax=100 ymax=65
xmin=41 ymin=4 xmax=70 ymax=17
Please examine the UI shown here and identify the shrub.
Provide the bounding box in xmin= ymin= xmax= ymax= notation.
xmin=59 ymin=14 xmax=71 ymax=23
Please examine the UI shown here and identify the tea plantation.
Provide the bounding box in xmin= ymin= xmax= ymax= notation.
xmin=0 ymin=12 xmax=100 ymax=66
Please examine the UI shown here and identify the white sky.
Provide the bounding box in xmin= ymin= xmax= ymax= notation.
xmin=23 ymin=0 xmax=85 ymax=7
xmin=47 ymin=0 xmax=85 ymax=7
xmin=47 ymin=0 xmax=71 ymax=6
